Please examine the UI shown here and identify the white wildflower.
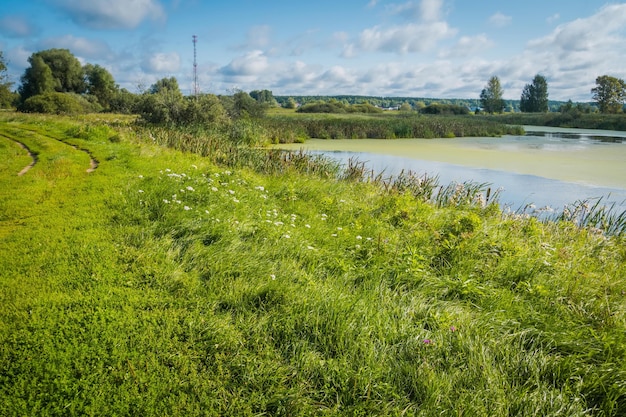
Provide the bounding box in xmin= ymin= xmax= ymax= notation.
xmin=211 ymin=187 xmax=218 ymax=192
xmin=184 ymin=206 xmax=191 ymax=211
xmin=186 ymin=186 xmax=195 ymax=192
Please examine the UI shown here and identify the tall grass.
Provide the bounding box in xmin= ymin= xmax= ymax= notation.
xmin=260 ymin=114 xmax=524 ymax=142
xmin=1 ymin=113 xmax=625 ymax=416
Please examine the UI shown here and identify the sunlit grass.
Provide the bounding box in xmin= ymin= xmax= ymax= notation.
xmin=0 ymin=112 xmax=624 ymax=416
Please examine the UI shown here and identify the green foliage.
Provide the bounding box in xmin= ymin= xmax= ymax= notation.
xmin=592 ymin=75 xmax=626 ymax=114
xmin=84 ymin=64 xmax=118 ymax=111
xmin=182 ymin=94 xmax=230 ymax=126
xmin=419 ymin=103 xmax=470 ymax=115
xmin=19 ymin=49 xmax=85 ymax=102
xmin=480 ymin=76 xmax=505 ymax=114
xmin=481 ymin=112 xmax=626 ymax=131
xmin=0 ymin=51 xmax=15 ymax=109
xmin=229 ymin=91 xmax=268 ymax=119
xmin=108 ymin=88 xmax=139 ymax=114
xmin=19 ymin=55 xmax=55 ymax=100
xmin=249 ymin=89 xmax=276 ymax=106
xmin=259 ymin=113 xmax=522 ymax=142
xmin=520 ymin=74 xmax=549 ymax=112
xmin=19 ymin=92 xmax=100 ymax=114
xmin=296 ymin=100 xmax=383 ymax=114
xmin=282 ymin=97 xmax=297 ymax=109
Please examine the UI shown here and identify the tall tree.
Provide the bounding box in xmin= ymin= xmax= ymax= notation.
xmin=591 ymin=75 xmax=626 ymax=113
xmin=84 ymin=64 xmax=117 ymax=110
xmin=137 ymin=77 xmax=186 ymax=124
xmin=0 ymin=50 xmax=14 ymax=108
xmin=19 ymin=55 xmax=55 ymax=100
xmin=520 ymin=74 xmax=549 ymax=112
xmin=19 ymin=49 xmax=85 ymax=101
xmin=480 ymin=76 xmax=505 ymax=113
xmin=36 ymin=49 xmax=85 ymax=93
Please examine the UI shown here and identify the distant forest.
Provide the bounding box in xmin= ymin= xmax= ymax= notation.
xmin=274 ymin=95 xmax=587 ymax=113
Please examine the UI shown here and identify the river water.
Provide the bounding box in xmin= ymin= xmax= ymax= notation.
xmin=274 ymin=126 xmax=626 ymax=212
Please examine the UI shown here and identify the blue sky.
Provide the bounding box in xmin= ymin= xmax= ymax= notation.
xmin=1 ymin=0 xmax=625 ymax=101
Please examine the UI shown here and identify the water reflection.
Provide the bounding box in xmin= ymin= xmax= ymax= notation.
xmin=527 ymin=131 xmax=626 ymax=144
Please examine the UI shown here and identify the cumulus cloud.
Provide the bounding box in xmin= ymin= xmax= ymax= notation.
xmin=142 ymin=52 xmax=181 ymax=73
xmin=345 ymin=0 xmax=455 ymax=56
xmin=50 ymin=0 xmax=165 ymax=29
xmin=526 ymin=3 xmax=626 ymax=75
xmin=489 ymin=12 xmax=512 ymax=28
xmin=38 ymin=35 xmax=115 ymax=61
xmin=358 ymin=22 xmax=456 ymax=54
xmin=0 ymin=16 xmax=38 ymax=38
xmin=220 ymin=50 xmax=269 ymax=83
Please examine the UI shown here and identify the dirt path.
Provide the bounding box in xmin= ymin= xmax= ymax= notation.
xmin=0 ymin=133 xmax=38 ymax=176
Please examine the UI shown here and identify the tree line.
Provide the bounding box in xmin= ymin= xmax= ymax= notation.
xmin=1 ymin=48 xmax=625 ymax=117
xmin=479 ymin=74 xmax=625 ymax=114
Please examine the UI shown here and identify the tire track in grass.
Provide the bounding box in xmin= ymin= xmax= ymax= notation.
xmin=17 ymin=126 xmax=99 ymax=173
xmin=0 ymin=133 xmax=38 ymax=176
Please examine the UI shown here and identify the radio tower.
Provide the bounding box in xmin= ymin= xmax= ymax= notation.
xmin=192 ymin=35 xmax=199 ymax=97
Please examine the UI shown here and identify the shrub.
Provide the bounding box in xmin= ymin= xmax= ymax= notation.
xmin=19 ymin=92 xmax=99 ymax=114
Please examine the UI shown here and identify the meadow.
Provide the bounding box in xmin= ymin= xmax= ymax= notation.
xmin=0 ymin=112 xmax=625 ymax=416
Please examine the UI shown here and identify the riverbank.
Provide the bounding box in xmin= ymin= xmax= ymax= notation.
xmin=1 ymin=113 xmax=625 ymax=416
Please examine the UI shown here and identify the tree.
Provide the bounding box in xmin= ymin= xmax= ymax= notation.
xmin=19 ymin=55 xmax=55 ymax=100
xmin=520 ymin=74 xmax=548 ymax=112
xmin=249 ymin=89 xmax=276 ymax=105
xmin=0 ymin=50 xmax=15 ymax=108
xmin=137 ymin=77 xmax=185 ymax=124
xmin=19 ymin=49 xmax=85 ymax=101
xmin=480 ymin=76 xmax=505 ymax=113
xmin=84 ymin=64 xmax=117 ymax=110
xmin=591 ymin=75 xmax=626 ymax=114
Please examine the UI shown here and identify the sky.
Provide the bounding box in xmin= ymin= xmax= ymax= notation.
xmin=1 ymin=0 xmax=625 ymax=101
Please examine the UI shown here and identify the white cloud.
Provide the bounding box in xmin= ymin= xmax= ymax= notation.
xmin=142 ymin=52 xmax=181 ymax=73
xmin=489 ymin=12 xmax=512 ymax=28
xmin=38 ymin=35 xmax=115 ymax=61
xmin=358 ymin=22 xmax=456 ymax=54
xmin=220 ymin=50 xmax=269 ymax=82
xmin=50 ymin=0 xmax=165 ymax=29
xmin=0 ymin=16 xmax=38 ymax=38
xmin=439 ymin=34 xmax=493 ymax=58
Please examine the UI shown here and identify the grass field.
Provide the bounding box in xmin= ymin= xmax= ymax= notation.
xmin=1 ymin=112 xmax=625 ymax=416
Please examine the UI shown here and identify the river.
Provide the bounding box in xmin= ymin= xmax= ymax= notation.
xmin=274 ymin=126 xmax=626 ymax=212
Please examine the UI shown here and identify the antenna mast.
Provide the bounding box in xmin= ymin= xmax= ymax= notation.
xmin=192 ymin=35 xmax=199 ymax=97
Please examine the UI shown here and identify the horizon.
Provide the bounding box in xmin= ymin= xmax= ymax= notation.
xmin=1 ymin=1 xmax=625 ymax=102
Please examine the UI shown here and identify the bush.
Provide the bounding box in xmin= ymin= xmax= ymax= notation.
xmin=420 ymin=103 xmax=470 ymax=115
xmin=19 ymin=92 xmax=100 ymax=114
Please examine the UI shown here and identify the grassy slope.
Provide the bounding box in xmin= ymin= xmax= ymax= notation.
xmin=0 ymin=113 xmax=625 ymax=416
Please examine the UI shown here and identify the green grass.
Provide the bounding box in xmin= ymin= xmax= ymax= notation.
xmin=0 ymin=112 xmax=625 ymax=416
